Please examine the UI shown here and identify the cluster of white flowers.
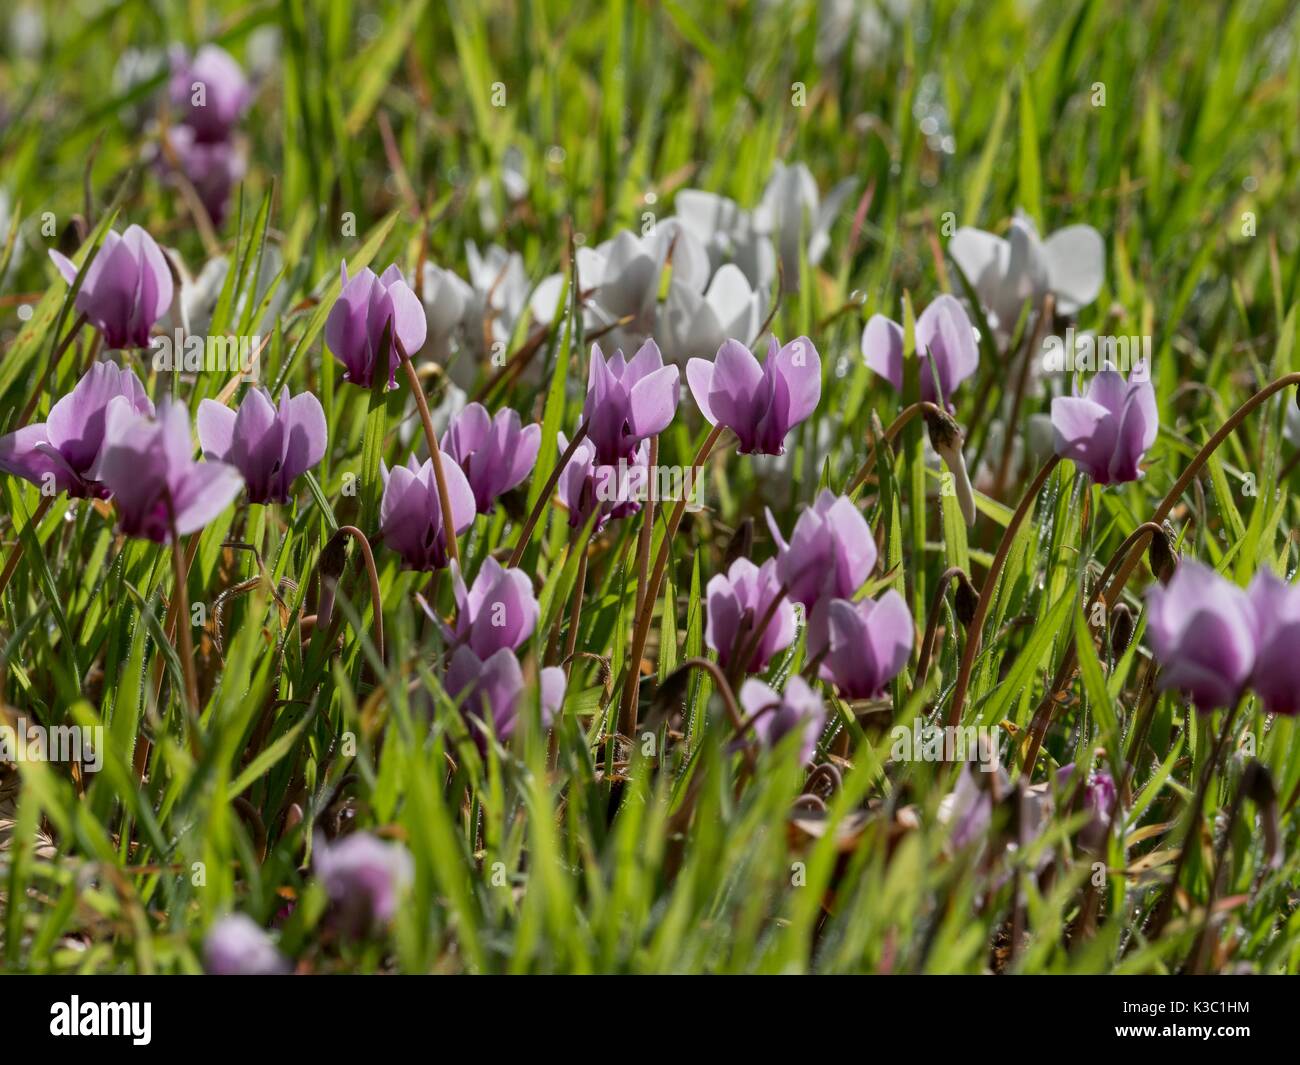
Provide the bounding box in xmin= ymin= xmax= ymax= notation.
xmin=422 ymin=241 xmax=530 ymax=388
xmin=949 ymin=211 xmax=1105 ymax=340
xmin=420 ymin=160 xmax=855 ymax=379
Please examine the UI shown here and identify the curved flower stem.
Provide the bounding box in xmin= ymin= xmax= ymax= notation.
xmin=334 ymin=525 xmax=385 ymax=663
xmin=17 ymin=312 xmax=89 ymax=427
xmin=546 ymin=524 xmax=585 ymax=664
xmin=1278 ymin=445 xmax=1300 ymax=483
xmin=0 ymin=494 xmax=53 ymax=602
xmin=947 ymin=455 xmax=1061 ymax=729
xmin=1144 ymin=697 xmax=1244 ymax=944
xmin=470 ymin=323 xmax=551 ymax=405
xmin=634 ymin=437 xmax=660 ymax=619
xmin=992 ymin=294 xmax=1053 ymax=501
xmin=617 ymin=425 xmax=726 ymax=737
xmin=675 ymin=656 xmax=745 ymax=734
xmin=508 ymin=423 xmax=589 ymax=569
xmin=749 ymin=259 xmax=785 ymax=348
xmin=151 ymin=535 xmax=200 ymax=705
xmin=1188 ymin=769 xmax=1247 ymax=973
xmin=1117 ymin=660 xmax=1160 ymax=806
xmin=674 ymin=656 xmax=754 ymax=774
xmin=730 ymin=701 xmax=782 ymax=742
xmin=562 ymin=541 xmax=590 ymax=676
xmin=804 ymin=761 xmax=842 ymax=797
xmin=165 ymin=512 xmax=201 ymax=753
xmin=399 ymin=349 xmax=459 ymax=569
xmin=1103 ymin=371 xmax=1300 ymax=619
xmin=1022 ymin=372 xmax=1300 ymax=776
xmin=914 ymin=566 xmax=967 ymax=693
xmin=1088 ymin=522 xmax=1168 ymax=613
xmin=847 ymin=401 xmax=946 ymax=494
xmin=1150 ymin=373 xmax=1300 ymax=526
xmin=1020 ymin=522 xmax=1166 ymax=773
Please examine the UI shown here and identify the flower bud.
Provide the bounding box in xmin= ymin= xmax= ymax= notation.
xmin=1148 ymin=524 xmax=1178 ymax=584
xmin=1242 ymin=760 xmax=1281 ymax=871
xmin=953 ymin=570 xmax=980 ymax=628
xmin=1109 ymin=602 xmax=1134 ymax=657
xmin=926 ymin=410 xmax=976 ymax=527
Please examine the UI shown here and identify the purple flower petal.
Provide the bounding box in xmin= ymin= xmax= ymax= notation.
xmin=861 ymin=314 xmax=904 ymax=391
xmin=770 ymin=335 xmax=821 ymax=427
xmin=196 ymin=398 xmax=237 ymax=461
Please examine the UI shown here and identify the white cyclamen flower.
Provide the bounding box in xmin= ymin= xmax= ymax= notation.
xmin=530 ymin=223 xmax=709 ymax=355
xmin=660 ymin=263 xmax=763 ymax=363
xmin=420 ymin=261 xmax=473 ymax=362
xmin=673 ymin=188 xmax=778 ymax=295
xmin=754 ymin=161 xmax=855 ymax=291
xmin=949 ymin=212 xmax=1104 ymax=339
xmin=461 ymin=241 xmax=528 ymax=359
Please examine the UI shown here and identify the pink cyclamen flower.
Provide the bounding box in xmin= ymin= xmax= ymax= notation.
xmin=687 ymin=336 xmax=821 ymax=455
xmin=556 ymin=434 xmax=609 ymax=532
xmin=582 ymin=339 xmax=680 ymax=464
xmin=706 ymin=557 xmax=798 ymax=673
xmin=1079 ymin=767 xmax=1117 ymax=853
xmin=1050 ymin=362 xmax=1157 ymax=485
xmin=941 ymin=762 xmax=997 ymax=852
xmin=819 ymin=591 xmax=914 ymax=699
xmin=0 ymin=361 xmax=153 ymax=499
xmin=768 ymin=490 xmax=877 ymax=658
xmin=313 ymin=832 xmax=413 ymax=930
xmin=441 ymin=402 xmax=541 ymax=514
xmin=445 ymin=557 xmax=540 ymax=658
xmin=204 ymin=914 xmax=289 ymax=976
xmin=378 ymin=455 xmax=476 ymax=571
xmin=739 ymin=675 xmax=827 ymax=764
xmin=1246 ymin=570 xmax=1300 ymax=716
xmin=93 ymin=398 xmax=243 ymax=543
xmin=325 ymin=263 xmax=427 ymax=390
xmin=161 ymin=125 xmax=246 ymax=227
xmin=445 ymin=645 xmax=566 ymax=747
xmin=767 ymin=489 xmax=875 ymax=608
xmin=941 ymin=757 xmax=1081 ymax=866
xmin=1049 ymin=762 xmax=1118 ymax=853
xmin=49 ymin=225 xmax=174 ymax=350
xmin=861 ymin=294 xmax=979 ymax=408
xmin=168 ymin=44 xmax=251 ymax=142
xmin=555 ymin=432 xmax=648 ymax=531
xmin=1145 ymin=559 xmax=1255 ymax=713
xmin=197 ymin=387 xmax=326 ymax=504
xmin=598 ymin=438 xmax=651 ymax=522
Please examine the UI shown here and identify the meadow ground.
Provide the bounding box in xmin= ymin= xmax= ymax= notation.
xmin=0 ymin=0 xmax=1299 ymax=976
